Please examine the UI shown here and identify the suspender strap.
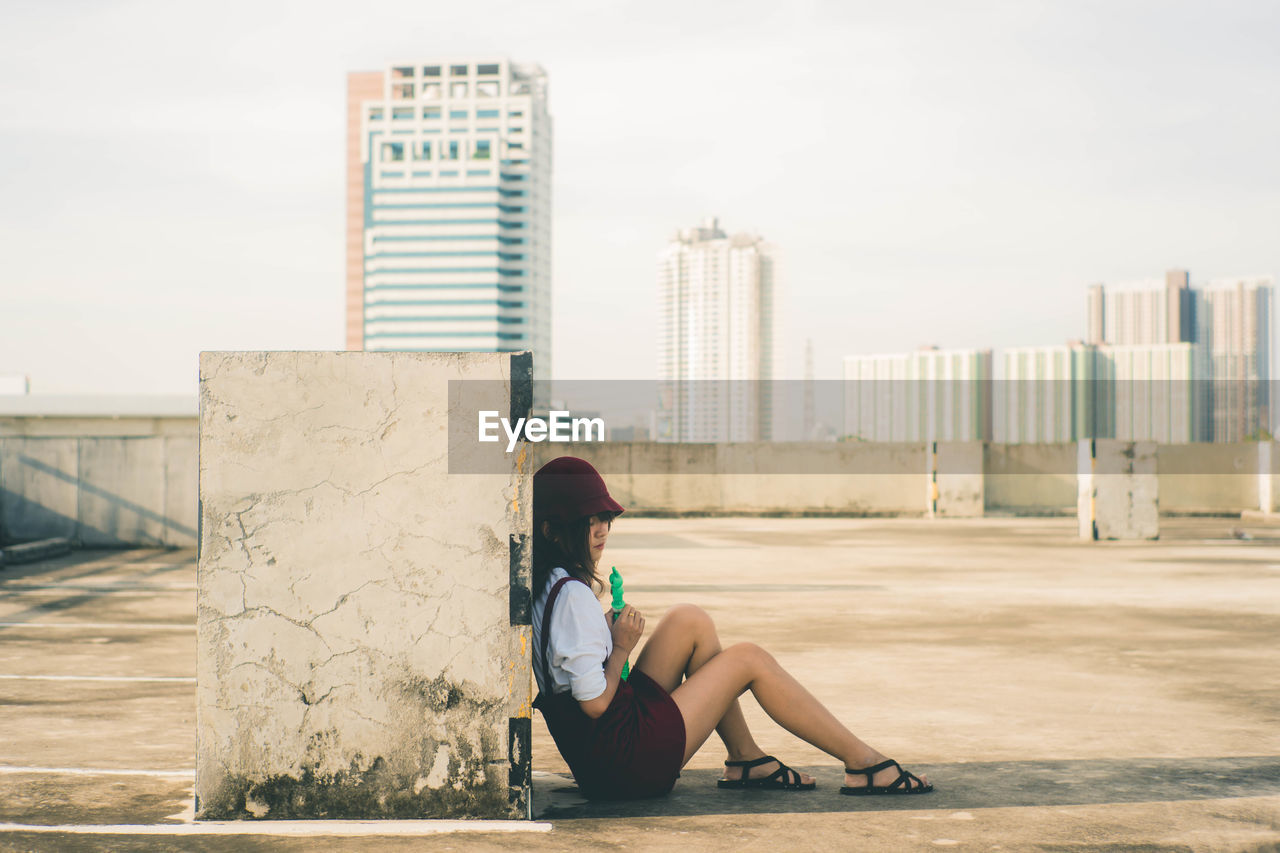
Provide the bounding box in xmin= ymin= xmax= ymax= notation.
xmin=537 ymin=576 xmax=587 ymax=690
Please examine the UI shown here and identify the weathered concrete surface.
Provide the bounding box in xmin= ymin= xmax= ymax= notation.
xmin=984 ymin=443 xmax=1077 ymax=514
xmin=1160 ymin=442 xmax=1260 ymax=514
xmin=1079 ymin=440 xmax=1159 ymax=540
xmin=1261 ymin=441 xmax=1277 ymax=513
xmin=930 ymin=441 xmax=983 ymax=517
xmin=196 ymin=351 xmax=531 ymax=820
xmin=3 ymin=517 xmax=1279 ymax=850
xmin=0 ymin=437 xmax=196 ymax=547
xmin=532 ymin=442 xmax=928 ymax=515
xmin=0 ymin=438 xmax=79 ymax=541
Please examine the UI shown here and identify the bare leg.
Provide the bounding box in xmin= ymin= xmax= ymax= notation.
xmin=635 ymin=605 xmax=813 ymax=784
xmin=670 ymin=641 xmax=929 ymax=791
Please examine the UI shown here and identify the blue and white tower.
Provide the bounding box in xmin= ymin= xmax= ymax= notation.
xmin=346 ymin=60 xmax=551 ymax=387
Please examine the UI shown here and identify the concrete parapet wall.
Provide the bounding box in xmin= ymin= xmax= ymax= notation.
xmin=5 ymin=435 xmax=1275 ymax=543
xmin=0 ymin=436 xmax=196 ymax=547
xmin=195 ymin=351 xmax=531 ymax=821
xmin=984 ymin=444 xmax=1078 ymax=515
xmin=1158 ymin=443 xmax=1260 ymax=513
xmin=531 ymin=442 xmax=927 ymax=515
xmin=0 ymin=415 xmax=198 ymax=438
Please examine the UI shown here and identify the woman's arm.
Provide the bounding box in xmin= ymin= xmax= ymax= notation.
xmin=578 ymin=605 xmax=644 ymax=719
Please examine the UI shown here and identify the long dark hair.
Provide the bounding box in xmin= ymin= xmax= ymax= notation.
xmin=532 ymin=512 xmax=617 ymax=596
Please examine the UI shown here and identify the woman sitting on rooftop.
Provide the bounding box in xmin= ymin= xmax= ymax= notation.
xmin=531 ymin=456 xmax=933 ymax=801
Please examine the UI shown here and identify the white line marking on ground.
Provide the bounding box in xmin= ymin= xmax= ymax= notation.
xmin=0 ymin=622 xmax=192 ymax=631
xmin=0 ymin=821 xmax=552 ymax=836
xmin=0 ymin=766 xmax=194 ymax=779
xmin=0 ymin=674 xmax=194 ymax=683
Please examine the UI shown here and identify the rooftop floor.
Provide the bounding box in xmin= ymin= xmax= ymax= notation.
xmin=1 ymin=517 xmax=1278 ymax=851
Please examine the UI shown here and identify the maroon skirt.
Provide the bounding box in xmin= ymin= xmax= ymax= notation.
xmin=534 ymin=576 xmax=686 ymax=800
xmin=536 ymin=668 xmax=686 ymax=800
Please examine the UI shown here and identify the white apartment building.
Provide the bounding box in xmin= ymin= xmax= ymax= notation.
xmin=656 ymin=219 xmax=778 ymax=442
xmin=1086 ymin=270 xmax=1271 ymax=440
xmin=997 ymin=344 xmax=1096 ymax=443
xmin=345 ymin=60 xmax=551 ymax=387
xmin=1197 ymin=277 xmax=1272 ymax=441
xmin=843 ymin=348 xmax=993 ymax=442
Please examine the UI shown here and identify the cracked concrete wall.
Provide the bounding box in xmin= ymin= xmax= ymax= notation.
xmin=196 ymin=351 xmax=532 ymax=820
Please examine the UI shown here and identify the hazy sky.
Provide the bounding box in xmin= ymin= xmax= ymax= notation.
xmin=1 ymin=0 xmax=1276 ymax=393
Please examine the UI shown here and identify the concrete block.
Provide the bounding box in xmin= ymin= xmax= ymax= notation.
xmin=1078 ymin=440 xmax=1158 ymax=540
xmin=930 ymin=442 xmax=984 ymax=518
xmin=78 ymin=438 xmax=168 ymax=546
xmin=0 ymin=438 xmax=79 ymax=543
xmin=1261 ymin=442 xmax=1277 ymax=514
xmin=196 ymin=351 xmax=531 ymax=821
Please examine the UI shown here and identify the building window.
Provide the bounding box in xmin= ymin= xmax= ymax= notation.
xmin=507 ymin=141 xmax=524 ymax=151
xmin=445 ymin=140 xmax=459 ymax=160
xmin=392 ymin=66 xmax=414 ymax=79
xmin=392 ymin=107 xmax=414 ymax=120
xmin=368 ymin=107 xmax=384 ymax=120
xmin=450 ymin=64 xmax=469 ymax=76
xmin=382 ymin=142 xmax=405 ymax=162
xmin=509 ymin=110 xmax=524 ymax=118
xmin=450 ymin=82 xmax=468 ymax=98
xmin=422 ymin=106 xmax=440 ymax=120
xmin=473 ymin=140 xmax=491 ymax=160
xmin=477 ymin=63 xmax=500 ymax=75
xmin=417 ymin=141 xmax=432 ymax=160
xmin=423 ymin=65 xmax=441 ymax=77
xmin=393 ymin=83 xmax=413 ymax=99
xmin=509 ymin=126 xmax=524 ymax=134
xmin=449 ymin=109 xmax=468 ymax=119
xmin=420 ymin=83 xmax=440 ymax=99
xmin=476 ymin=81 xmax=499 ymax=97
xmin=477 ymin=109 xmax=500 ymax=119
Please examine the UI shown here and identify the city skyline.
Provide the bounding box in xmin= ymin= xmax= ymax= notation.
xmin=2 ymin=1 xmax=1278 ymax=395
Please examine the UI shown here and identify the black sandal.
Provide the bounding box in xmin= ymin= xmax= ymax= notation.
xmin=840 ymin=758 xmax=933 ymax=795
xmin=718 ymin=755 xmax=816 ymax=790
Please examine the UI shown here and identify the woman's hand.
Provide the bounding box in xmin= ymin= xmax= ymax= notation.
xmin=580 ymin=606 xmax=645 ymax=720
xmin=610 ymin=604 xmax=645 ymax=654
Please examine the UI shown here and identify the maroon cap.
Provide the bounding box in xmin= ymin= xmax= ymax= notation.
xmin=533 ymin=456 xmax=625 ymax=523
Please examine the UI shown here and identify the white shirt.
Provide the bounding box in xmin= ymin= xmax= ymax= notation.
xmin=532 ymin=567 xmax=614 ymax=701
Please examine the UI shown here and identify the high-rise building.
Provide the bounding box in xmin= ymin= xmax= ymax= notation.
xmin=842 ymin=347 xmax=993 ymax=442
xmin=345 ymin=60 xmax=551 ymax=385
xmin=999 ymin=342 xmax=1204 ymax=443
xmin=1086 ymin=270 xmax=1271 ymax=440
xmin=656 ymin=218 xmax=778 ymax=442
xmin=1197 ymin=277 xmax=1272 ymax=441
xmin=997 ymin=343 xmax=1097 ymax=443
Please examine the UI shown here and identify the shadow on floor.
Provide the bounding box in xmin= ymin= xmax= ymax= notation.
xmin=534 ymin=755 xmax=1280 ymax=819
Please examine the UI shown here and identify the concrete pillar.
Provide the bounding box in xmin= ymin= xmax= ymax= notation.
xmin=1078 ymin=439 xmax=1158 ymax=540
xmin=929 ymin=441 xmax=984 ymax=518
xmin=196 ymin=351 xmax=532 ymax=820
xmin=1261 ymin=441 xmax=1276 ymax=514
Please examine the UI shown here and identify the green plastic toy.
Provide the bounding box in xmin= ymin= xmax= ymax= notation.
xmin=609 ymin=566 xmax=631 ymax=681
